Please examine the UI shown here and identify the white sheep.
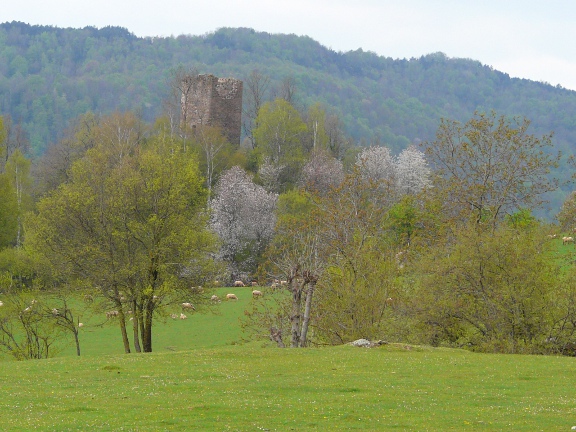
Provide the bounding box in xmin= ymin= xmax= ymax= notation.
xmin=233 ymin=280 xmax=245 ymax=287
xmin=226 ymin=293 xmax=238 ymax=301
xmin=180 ymin=313 xmax=187 ymax=320
xmin=252 ymin=290 xmax=263 ymax=298
xmin=182 ymin=302 xmax=195 ymax=310
xmin=170 ymin=313 xmax=178 ymax=320
xmin=78 ymin=323 xmax=84 ymax=328
xmin=106 ymin=310 xmax=119 ymax=319
xmin=211 ymin=295 xmax=220 ymax=302
xmin=563 ymin=236 xmax=574 ymax=245
xmin=0 ymin=301 xmax=4 ymax=307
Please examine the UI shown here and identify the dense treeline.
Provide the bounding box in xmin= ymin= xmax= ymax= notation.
xmin=1 ymin=98 xmax=576 ymax=359
xmin=2 ymin=21 xmax=576 ymax=162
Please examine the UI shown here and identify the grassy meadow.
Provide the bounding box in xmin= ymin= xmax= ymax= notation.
xmin=1 ymin=286 xmax=576 ymax=430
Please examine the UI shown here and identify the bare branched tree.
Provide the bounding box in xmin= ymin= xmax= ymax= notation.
xmin=242 ymin=70 xmax=270 ymax=149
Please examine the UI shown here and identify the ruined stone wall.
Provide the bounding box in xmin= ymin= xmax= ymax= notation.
xmin=181 ymin=74 xmax=243 ymax=146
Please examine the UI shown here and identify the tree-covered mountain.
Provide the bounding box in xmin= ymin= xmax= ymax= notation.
xmin=1 ymin=21 xmax=576 ymax=162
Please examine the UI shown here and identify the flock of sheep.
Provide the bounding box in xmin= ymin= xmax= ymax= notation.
xmin=98 ymin=282 xmax=269 ymax=325
xmin=548 ymin=230 xmax=576 ymax=245
xmin=0 ymin=280 xmax=278 ymax=329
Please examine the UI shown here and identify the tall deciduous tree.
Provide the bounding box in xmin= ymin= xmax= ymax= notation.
xmin=34 ymin=112 xmax=100 ymax=195
xmin=27 ymin=113 xmax=218 ymax=353
xmin=395 ymin=144 xmax=431 ymax=196
xmin=425 ymin=111 xmax=560 ymax=226
xmin=253 ymin=98 xmax=307 ymax=168
xmin=210 ymin=166 xmax=278 ymax=280
xmin=190 ymin=125 xmax=235 ymax=195
xmin=300 ymin=150 xmax=344 ymax=196
xmin=355 ymin=145 xmax=395 ymax=185
xmin=417 ymin=221 xmax=564 ymax=353
xmin=242 ymin=69 xmax=271 ymax=149
xmin=5 ymin=150 xmax=32 ymax=247
xmin=0 ymin=173 xmax=18 ymax=248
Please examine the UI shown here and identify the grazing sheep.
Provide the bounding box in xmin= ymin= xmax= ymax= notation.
xmin=180 ymin=313 xmax=187 ymax=320
xmin=181 ymin=302 xmax=196 ymax=310
xmin=226 ymin=293 xmax=238 ymax=301
xmin=170 ymin=313 xmax=179 ymax=320
xmin=51 ymin=308 xmax=60 ymax=315
xmin=211 ymin=295 xmax=220 ymax=302
xmin=563 ymin=236 xmax=574 ymax=245
xmin=0 ymin=301 xmax=4 ymax=307
xmin=252 ymin=290 xmax=263 ymax=298
xmin=251 ymin=281 xmax=258 ymax=287
xmin=106 ymin=310 xmax=119 ymax=319
xmin=234 ymin=280 xmax=245 ymax=287
xmin=78 ymin=323 xmax=84 ymax=328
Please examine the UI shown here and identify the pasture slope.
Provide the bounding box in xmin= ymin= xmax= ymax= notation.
xmin=0 ymin=286 xmax=576 ymax=430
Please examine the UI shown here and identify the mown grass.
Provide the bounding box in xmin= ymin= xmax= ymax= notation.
xmin=2 ymin=285 xmax=576 ymax=430
xmin=2 ymin=343 xmax=576 ymax=431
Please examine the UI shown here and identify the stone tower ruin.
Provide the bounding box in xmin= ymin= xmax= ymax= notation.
xmin=180 ymin=74 xmax=243 ymax=146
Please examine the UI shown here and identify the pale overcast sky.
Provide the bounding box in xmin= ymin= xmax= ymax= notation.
xmin=4 ymin=0 xmax=576 ymax=90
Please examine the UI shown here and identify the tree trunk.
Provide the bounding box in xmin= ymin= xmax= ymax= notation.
xmin=270 ymin=327 xmax=285 ymax=348
xmin=132 ymin=300 xmax=141 ymax=353
xmin=73 ymin=329 xmax=81 ymax=356
xmin=290 ymin=279 xmax=302 ymax=348
xmin=299 ymin=281 xmax=315 ymax=347
xmin=117 ymin=310 xmax=131 ymax=354
xmin=142 ymin=302 xmax=154 ymax=352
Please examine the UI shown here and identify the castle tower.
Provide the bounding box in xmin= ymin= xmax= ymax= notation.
xmin=180 ymin=74 xmax=243 ymax=146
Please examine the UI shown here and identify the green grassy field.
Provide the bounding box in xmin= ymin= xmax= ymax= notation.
xmin=56 ymin=286 xmax=255 ymax=358
xmin=2 ymin=286 xmax=576 ymax=431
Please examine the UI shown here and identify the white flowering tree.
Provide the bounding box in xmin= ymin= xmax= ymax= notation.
xmin=355 ymin=145 xmax=395 ymax=184
xmin=211 ymin=166 xmax=278 ymax=280
xmin=395 ymin=145 xmax=431 ymax=195
xmin=258 ymin=157 xmax=285 ymax=193
xmin=300 ymin=150 xmax=344 ymax=195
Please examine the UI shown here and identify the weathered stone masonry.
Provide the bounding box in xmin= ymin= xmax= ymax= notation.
xmin=181 ymin=74 xmax=243 ymax=146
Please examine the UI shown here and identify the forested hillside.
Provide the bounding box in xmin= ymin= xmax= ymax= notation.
xmin=1 ymin=21 xmax=576 ymax=159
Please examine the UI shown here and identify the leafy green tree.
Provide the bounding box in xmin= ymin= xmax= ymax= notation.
xmin=304 ymin=103 xmax=329 ymax=153
xmin=0 ymin=174 xmax=18 ymax=248
xmin=309 ymin=171 xmax=400 ymax=344
xmin=253 ymin=98 xmax=307 ymax=188
xmin=557 ymin=191 xmax=576 ymax=232
xmin=416 ymin=222 xmax=565 ymax=353
xmin=425 ymin=111 xmax=560 ymax=228
xmin=27 ymin=114 xmax=219 ymax=353
xmin=5 ymin=149 xmax=32 ymax=247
